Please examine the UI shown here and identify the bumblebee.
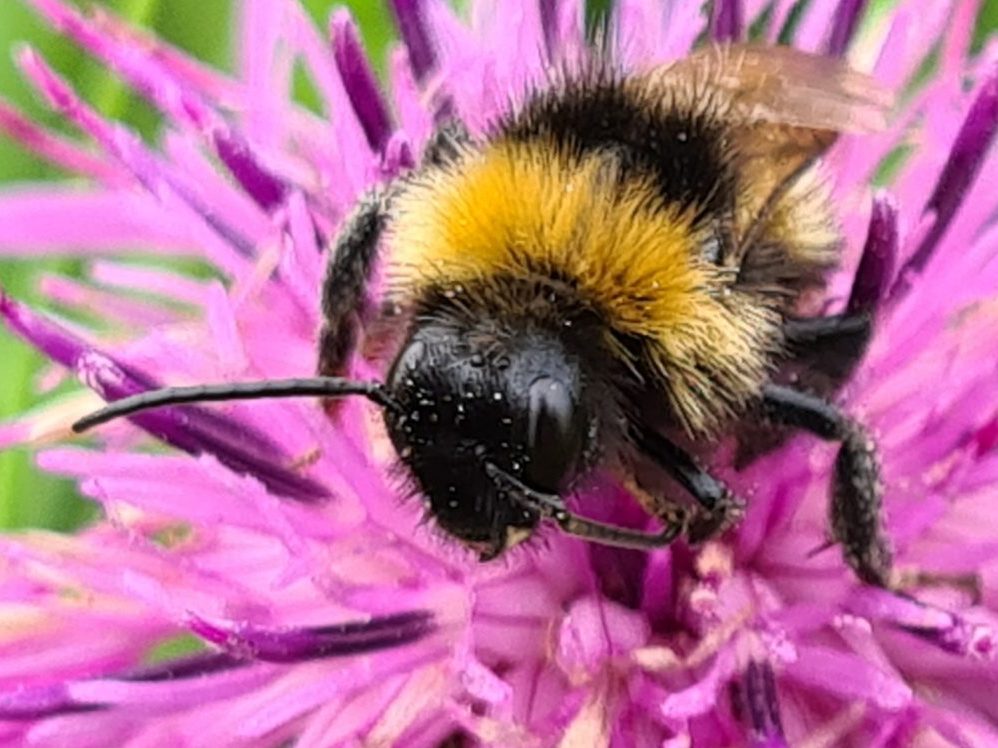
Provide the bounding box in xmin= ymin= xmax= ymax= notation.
xmin=74 ymin=44 xmax=895 ymax=587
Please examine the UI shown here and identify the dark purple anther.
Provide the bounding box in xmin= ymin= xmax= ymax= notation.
xmin=847 ymin=193 xmax=899 ymax=315
xmin=0 ymin=293 xmax=329 ymax=502
xmin=213 ymin=131 xmax=288 ymax=212
xmin=826 ymin=0 xmax=869 ymax=57
xmin=0 ymin=683 xmax=101 ymax=721
xmin=711 ymin=0 xmax=743 ymax=43
xmin=331 ymin=10 xmax=394 ymax=153
xmin=189 ymin=610 xmax=435 ymax=664
xmin=902 ymin=617 xmax=997 ymax=659
xmin=539 ymin=0 xmax=559 ymax=62
xmin=730 ymin=661 xmax=788 ymax=747
xmin=892 ymin=67 xmax=998 ymax=298
xmin=389 ymin=0 xmax=437 ymax=83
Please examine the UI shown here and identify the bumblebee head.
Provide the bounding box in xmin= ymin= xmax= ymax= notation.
xmin=383 ymin=318 xmax=596 ymax=559
xmin=69 ymin=298 xmax=602 ymax=561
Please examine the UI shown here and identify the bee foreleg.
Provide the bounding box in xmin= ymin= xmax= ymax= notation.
xmin=551 ymin=506 xmax=688 ymax=550
xmin=420 ymin=120 xmax=472 ymax=167
xmin=632 ymin=426 xmax=746 ymax=542
xmin=318 ymin=191 xmax=391 ymax=378
xmin=486 ymin=463 xmax=687 ymax=550
xmin=760 ymin=384 xmax=892 ymax=587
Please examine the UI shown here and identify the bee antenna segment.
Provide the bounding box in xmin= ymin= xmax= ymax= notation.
xmin=71 ymin=377 xmax=397 ymax=433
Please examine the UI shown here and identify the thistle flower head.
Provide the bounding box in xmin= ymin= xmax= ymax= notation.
xmin=1 ymin=0 xmax=997 ymax=745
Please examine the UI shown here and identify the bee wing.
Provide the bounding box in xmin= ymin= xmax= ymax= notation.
xmin=646 ymin=43 xmax=893 ymax=135
xmin=646 ymin=45 xmax=893 ymax=261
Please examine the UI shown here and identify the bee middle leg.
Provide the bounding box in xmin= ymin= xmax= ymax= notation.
xmin=737 ymin=311 xmax=874 ymax=467
xmin=760 ymin=383 xmax=892 ymax=587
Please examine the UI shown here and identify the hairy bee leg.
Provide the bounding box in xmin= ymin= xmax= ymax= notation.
xmin=317 ymin=121 xmax=472 ymax=379
xmin=782 ymin=312 xmax=873 ymax=384
xmin=760 ymin=384 xmax=892 ymax=587
xmin=783 ymin=312 xmax=872 ymax=351
xmin=421 ymin=121 xmax=472 ymax=167
xmin=317 ymin=191 xmax=390 ymax=378
xmin=633 ymin=426 xmax=746 ymax=542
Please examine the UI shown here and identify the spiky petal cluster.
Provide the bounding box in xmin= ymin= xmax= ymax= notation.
xmin=1 ymin=0 xmax=997 ymax=745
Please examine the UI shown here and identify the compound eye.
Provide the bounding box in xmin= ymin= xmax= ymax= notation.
xmin=526 ymin=376 xmax=582 ymax=491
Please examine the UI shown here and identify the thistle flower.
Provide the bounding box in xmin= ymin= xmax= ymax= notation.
xmin=1 ymin=0 xmax=997 ymax=745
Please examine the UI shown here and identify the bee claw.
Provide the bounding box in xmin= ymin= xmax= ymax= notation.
xmin=685 ymin=492 xmax=746 ymax=544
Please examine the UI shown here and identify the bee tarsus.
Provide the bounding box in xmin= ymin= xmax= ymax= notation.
xmin=760 ymin=384 xmax=891 ymax=587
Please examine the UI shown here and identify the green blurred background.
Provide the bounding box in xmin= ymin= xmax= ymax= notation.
xmin=0 ymin=0 xmax=995 ymax=533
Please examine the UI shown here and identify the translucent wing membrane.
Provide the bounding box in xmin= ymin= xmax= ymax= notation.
xmin=647 ymin=43 xmax=894 ymax=134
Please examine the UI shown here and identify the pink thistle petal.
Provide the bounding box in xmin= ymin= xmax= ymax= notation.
xmin=331 ymin=9 xmax=394 ymax=153
xmin=390 ymin=0 xmax=438 ymax=83
xmin=17 ymin=47 xmax=258 ymax=268
xmin=25 ymin=0 xmax=214 ymax=130
xmin=0 ymin=683 xmax=97 ymax=721
xmin=786 ymin=644 xmax=912 ymax=710
xmin=213 ymin=131 xmax=290 ymax=212
xmin=288 ymin=6 xmax=375 ymax=205
xmin=25 ymin=0 xmax=303 ymax=215
xmin=88 ymin=260 xmax=209 ymax=308
xmin=64 ymin=657 xmax=276 ymax=715
xmin=729 ymin=661 xmax=788 ymax=748
xmin=893 ymin=65 xmax=998 ymax=296
xmin=0 ymin=99 xmax=120 ymax=182
xmin=0 ymin=187 xmax=196 ymax=256
xmin=659 ymin=648 xmax=738 ymax=723
xmin=36 ymin=448 xmax=340 ymax=541
xmin=538 ymin=0 xmax=560 ymax=60
xmin=39 ymin=273 xmax=182 ymax=329
xmin=237 ymin=0 xmax=292 ymax=152
xmin=555 ymin=595 xmax=649 ymax=679
xmin=187 ymin=610 xmax=435 ymax=664
xmin=847 ymin=192 xmax=899 ymax=314
xmin=848 ymin=588 xmax=998 ymax=660
xmin=826 ymin=0 xmax=870 ymax=56
xmin=793 ymin=0 xmax=843 ymax=51
xmin=389 ymin=47 xmax=435 ymax=151
xmin=1 ymin=294 xmax=330 ymax=502
xmin=939 ymin=0 xmax=983 ymax=79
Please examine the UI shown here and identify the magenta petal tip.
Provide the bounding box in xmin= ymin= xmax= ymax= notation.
xmin=826 ymin=0 xmax=869 ymax=56
xmin=389 ymin=0 xmax=436 ymax=82
xmin=331 ymin=9 xmax=394 ymax=152
xmin=730 ymin=661 xmax=787 ymax=748
xmin=847 ymin=192 xmax=899 ymax=314
xmin=213 ymin=131 xmax=288 ymax=211
xmin=894 ymin=65 xmax=998 ymax=296
xmin=0 ymin=683 xmax=100 ymax=721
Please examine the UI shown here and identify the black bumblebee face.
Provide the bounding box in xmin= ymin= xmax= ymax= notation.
xmin=383 ymin=320 xmax=595 ymax=559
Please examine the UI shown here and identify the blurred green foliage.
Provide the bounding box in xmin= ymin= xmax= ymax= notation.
xmin=0 ymin=0 xmax=995 ymax=532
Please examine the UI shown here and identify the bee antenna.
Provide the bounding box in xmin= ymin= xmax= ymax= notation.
xmin=71 ymin=377 xmax=399 ymax=433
